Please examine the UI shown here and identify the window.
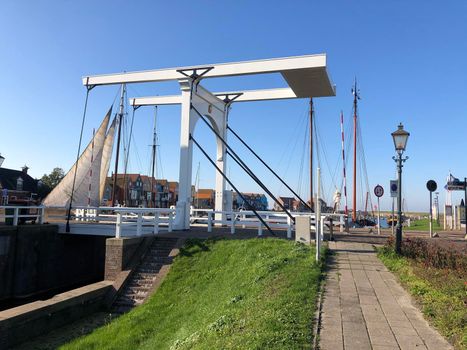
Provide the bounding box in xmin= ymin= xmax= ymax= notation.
xmin=16 ymin=177 xmax=23 ymax=191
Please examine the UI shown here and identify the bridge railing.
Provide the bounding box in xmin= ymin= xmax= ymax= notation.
xmin=190 ymin=209 xmax=346 ymax=237
xmin=111 ymin=207 xmax=176 ymax=238
xmin=0 ymin=205 xmax=45 ymax=226
xmin=2 ymin=204 xmax=346 ymax=237
xmin=43 ymin=206 xmax=176 ymax=237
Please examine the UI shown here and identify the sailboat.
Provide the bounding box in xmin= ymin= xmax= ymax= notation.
xmin=340 ymin=81 xmax=376 ymax=228
xmin=42 ymin=107 xmax=117 ymax=207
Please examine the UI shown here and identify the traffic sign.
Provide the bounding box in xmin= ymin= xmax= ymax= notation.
xmin=390 ymin=180 xmax=397 ymax=197
xmin=374 ymin=185 xmax=384 ymax=197
xmin=426 ymin=180 xmax=437 ymax=192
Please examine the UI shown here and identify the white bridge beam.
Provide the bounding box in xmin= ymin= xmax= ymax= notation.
xmin=129 ymin=88 xmax=299 ymax=107
xmin=83 ymin=54 xmax=335 ymax=98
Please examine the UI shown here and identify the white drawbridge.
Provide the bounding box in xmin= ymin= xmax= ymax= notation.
xmin=82 ymin=54 xmax=336 ymax=230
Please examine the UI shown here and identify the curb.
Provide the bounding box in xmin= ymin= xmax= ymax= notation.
xmin=312 ymin=257 xmax=328 ymax=349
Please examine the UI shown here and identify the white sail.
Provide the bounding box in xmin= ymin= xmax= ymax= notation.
xmin=99 ymin=117 xmax=117 ymax=203
xmin=43 ymin=108 xmax=112 ymax=207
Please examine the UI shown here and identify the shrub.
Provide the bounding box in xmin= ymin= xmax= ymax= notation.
xmin=383 ymin=236 xmax=466 ymax=273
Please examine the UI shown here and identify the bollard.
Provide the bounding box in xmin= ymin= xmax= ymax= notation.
xmin=154 ymin=212 xmax=160 ymax=234
xmin=115 ymin=212 xmax=122 ymax=238
xmin=136 ymin=212 xmax=143 ymax=236
xmin=207 ymin=213 xmax=212 ymax=232
xmin=168 ymin=212 xmax=173 ymax=232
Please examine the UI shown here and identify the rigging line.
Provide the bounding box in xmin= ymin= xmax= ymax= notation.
xmin=356 ymin=123 xmax=368 ymax=216
xmin=314 ymin=116 xmax=338 ymax=203
xmin=66 ymin=84 xmax=93 ymax=232
xmin=131 ymin=133 xmax=145 ymax=174
xmin=226 ymin=149 xmax=295 ymax=222
xmin=227 ymin=125 xmax=311 ymax=211
xmin=191 ymin=105 xmax=296 ymax=222
xmin=313 ymin=112 xmax=327 ymax=204
xmin=314 ymin=113 xmax=337 ymax=190
xmin=157 ymin=145 xmax=164 ymax=179
xmin=268 ymin=104 xmax=308 ymax=188
xmin=123 ymin=107 xmax=137 ymax=179
xmin=122 ymin=106 xmax=136 ymax=203
xmin=190 ymin=134 xmax=275 ymax=236
xmin=296 ymin=115 xmax=309 ymax=198
xmin=357 ymin=121 xmax=374 ymax=216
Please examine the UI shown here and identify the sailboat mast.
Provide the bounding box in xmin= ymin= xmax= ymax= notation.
xmin=352 ymin=81 xmax=358 ymax=222
xmin=309 ymin=98 xmax=313 ymax=210
xmin=151 ymin=106 xmax=158 ymax=208
xmin=340 ymin=111 xmax=349 ymax=216
xmin=112 ymin=83 xmax=125 ymax=207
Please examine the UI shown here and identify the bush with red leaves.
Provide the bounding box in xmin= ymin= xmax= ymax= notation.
xmin=384 ymin=236 xmax=466 ymax=273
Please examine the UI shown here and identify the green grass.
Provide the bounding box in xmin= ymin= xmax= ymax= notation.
xmin=404 ymin=218 xmax=443 ymax=231
xmin=377 ymin=247 xmax=466 ymax=349
xmin=61 ymin=238 xmax=325 ymax=350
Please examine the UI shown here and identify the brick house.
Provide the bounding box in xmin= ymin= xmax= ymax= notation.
xmin=234 ymin=192 xmax=268 ymax=211
xmin=193 ymin=189 xmax=215 ymax=209
xmin=103 ymin=174 xmax=180 ymax=208
xmin=0 ymin=165 xmax=40 ymax=205
xmin=274 ymin=196 xmax=295 ymax=211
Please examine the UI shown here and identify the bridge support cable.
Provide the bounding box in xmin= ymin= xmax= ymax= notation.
xmin=66 ymin=82 xmax=94 ymax=232
xmin=191 ymin=105 xmax=295 ymax=223
xmin=190 ymin=134 xmax=275 ymax=236
xmin=227 ymin=125 xmax=312 ymax=212
xmin=226 ymin=149 xmax=295 ymax=223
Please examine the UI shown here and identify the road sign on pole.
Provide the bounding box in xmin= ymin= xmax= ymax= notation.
xmin=390 ymin=180 xmax=397 ymax=198
xmin=426 ymin=180 xmax=437 ymax=238
xmin=374 ymin=185 xmax=384 ymax=198
xmin=374 ymin=185 xmax=384 ymax=235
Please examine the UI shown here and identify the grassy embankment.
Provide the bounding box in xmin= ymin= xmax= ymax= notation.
xmin=377 ymin=244 xmax=466 ymax=349
xmin=404 ymin=218 xmax=443 ymax=231
xmin=61 ymin=238 xmax=325 ymax=350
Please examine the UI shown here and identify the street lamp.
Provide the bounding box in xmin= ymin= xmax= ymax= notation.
xmin=391 ymin=123 xmax=410 ymax=254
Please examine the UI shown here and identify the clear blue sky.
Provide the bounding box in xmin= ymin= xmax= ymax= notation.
xmin=1 ymin=1 xmax=466 ymax=212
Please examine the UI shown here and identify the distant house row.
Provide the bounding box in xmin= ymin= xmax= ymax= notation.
xmin=0 ymin=166 xmax=41 ymax=205
xmin=193 ymin=190 xmax=269 ymax=211
xmin=103 ymin=174 xmax=180 ymax=208
xmin=273 ymin=196 xmax=330 ymax=213
xmin=0 ymin=164 xmax=326 ymax=212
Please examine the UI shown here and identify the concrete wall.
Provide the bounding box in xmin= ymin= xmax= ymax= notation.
xmin=0 ymin=280 xmax=112 ymax=349
xmin=0 ymin=225 xmax=106 ymax=307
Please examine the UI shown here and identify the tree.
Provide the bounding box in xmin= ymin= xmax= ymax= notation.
xmin=40 ymin=168 xmax=65 ymax=198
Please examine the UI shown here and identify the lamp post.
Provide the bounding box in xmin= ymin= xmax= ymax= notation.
xmin=391 ymin=123 xmax=410 ymax=254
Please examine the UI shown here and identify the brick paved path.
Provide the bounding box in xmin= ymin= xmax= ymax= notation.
xmin=319 ymin=241 xmax=453 ymax=350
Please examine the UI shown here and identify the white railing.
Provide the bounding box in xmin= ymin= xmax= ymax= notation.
xmin=43 ymin=205 xmax=176 ymax=238
xmin=191 ymin=209 xmax=346 ymax=237
xmin=11 ymin=205 xmax=346 ymax=238
xmin=0 ymin=206 xmax=45 ymax=226
xmin=112 ymin=207 xmax=175 ymax=238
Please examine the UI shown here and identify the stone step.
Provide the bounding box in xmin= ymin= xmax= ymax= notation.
xmin=132 ymin=272 xmax=159 ymax=279
xmin=110 ymin=237 xmax=178 ymax=313
xmin=123 ymin=284 xmax=152 ymax=294
xmin=126 ymin=283 xmax=154 ymax=290
xmin=139 ymin=260 xmax=168 ymax=267
xmin=136 ymin=267 xmax=162 ymax=274
xmin=118 ymin=293 xmax=146 ymax=303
